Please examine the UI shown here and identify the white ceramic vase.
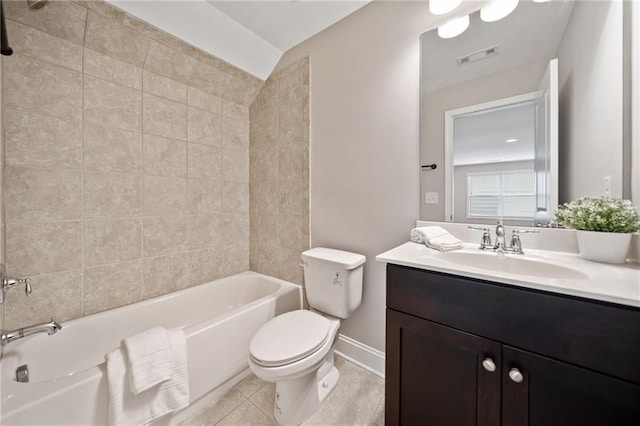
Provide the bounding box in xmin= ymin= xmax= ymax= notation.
xmin=575 ymin=230 xmax=632 ymax=264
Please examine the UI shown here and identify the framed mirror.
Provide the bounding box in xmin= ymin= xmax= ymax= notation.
xmin=420 ymin=0 xmax=632 ymax=226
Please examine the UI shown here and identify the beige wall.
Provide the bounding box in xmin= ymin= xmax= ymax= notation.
xmin=249 ymin=58 xmax=310 ymax=286
xmin=2 ymin=0 xmax=262 ymax=329
xmin=271 ymin=1 xmax=485 ymax=352
xmin=557 ymin=0 xmax=623 ymax=202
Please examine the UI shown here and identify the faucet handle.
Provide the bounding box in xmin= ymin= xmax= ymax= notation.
xmin=24 ymin=278 xmax=32 ymax=296
xmin=468 ymin=226 xmax=492 ymax=249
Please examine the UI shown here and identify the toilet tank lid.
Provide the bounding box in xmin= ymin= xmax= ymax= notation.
xmin=302 ymin=247 xmax=366 ymax=270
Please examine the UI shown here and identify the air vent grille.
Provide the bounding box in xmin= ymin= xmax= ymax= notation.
xmin=457 ymin=45 xmax=500 ymax=66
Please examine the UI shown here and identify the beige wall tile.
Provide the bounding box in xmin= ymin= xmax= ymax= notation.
xmin=84 ymin=11 xmax=151 ymax=67
xmin=222 ymin=149 xmax=249 ymax=183
xmin=222 ymin=213 xmax=249 ymax=245
xmin=4 ymin=270 xmax=83 ymax=329
xmin=4 ymin=55 xmax=82 ymax=122
xmin=187 ymin=86 xmax=222 ymax=114
xmin=143 ymin=253 xmax=189 ymax=299
xmin=143 ymin=216 xmax=187 ymax=257
xmin=6 ymin=221 xmax=82 ymax=276
xmin=143 ymin=176 xmax=187 ymax=216
xmin=222 ymin=243 xmax=250 ymax=276
xmin=223 ymin=118 xmax=250 ymax=151
xmin=84 ymin=75 xmax=142 ymax=132
xmin=188 ymin=247 xmax=223 ymax=285
xmin=84 ymin=261 xmax=142 ymax=315
xmin=84 ymin=48 xmax=142 ymax=89
xmin=189 ymin=61 xmax=231 ymax=98
xmin=83 ymin=124 xmax=142 ymax=173
xmin=143 ymin=93 xmax=187 ymax=140
xmin=74 ymin=1 xmax=125 ymax=23
xmin=7 ymin=20 xmax=82 ymax=71
xmin=83 ymin=172 xmax=142 ymax=218
xmin=187 ymin=106 xmax=222 ymax=146
xmin=4 ymin=0 xmax=86 ymax=45
xmin=223 ymin=76 xmax=261 ymax=107
xmin=122 ymin=13 xmax=177 ymax=48
xmin=143 ymin=134 xmax=187 ymax=178
xmin=187 ymin=179 xmax=222 ymax=215
xmin=279 ymin=179 xmax=304 ymax=216
xmin=84 ymin=219 xmax=142 ymax=267
xmin=5 ymin=167 xmax=81 ymax=223
xmin=187 ymin=143 xmax=221 ymax=180
xmin=223 ymin=181 xmax=249 ymax=214
xmin=144 ymin=40 xmax=197 ymax=83
xmin=278 ymin=145 xmax=303 ymax=180
xmin=187 ymin=214 xmax=222 ymax=250
xmin=250 ymin=147 xmax=279 ymax=182
xmin=143 ymin=70 xmax=187 ymax=103
xmin=250 ymin=180 xmax=279 ymax=215
xmin=5 ymin=109 xmax=81 ymax=170
xmin=223 ymin=101 xmax=249 ymax=122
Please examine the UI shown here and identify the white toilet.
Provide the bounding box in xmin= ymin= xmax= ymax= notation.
xmin=248 ymin=247 xmax=366 ymax=425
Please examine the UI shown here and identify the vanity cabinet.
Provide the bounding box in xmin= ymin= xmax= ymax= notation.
xmin=385 ymin=264 xmax=640 ymax=426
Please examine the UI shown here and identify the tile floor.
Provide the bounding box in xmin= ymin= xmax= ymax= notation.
xmin=179 ymin=355 xmax=385 ymax=425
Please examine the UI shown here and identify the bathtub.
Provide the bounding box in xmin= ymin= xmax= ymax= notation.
xmin=0 ymin=271 xmax=301 ymax=425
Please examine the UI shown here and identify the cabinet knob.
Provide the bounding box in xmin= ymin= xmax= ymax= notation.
xmin=482 ymin=358 xmax=496 ymax=372
xmin=509 ymin=368 xmax=524 ymax=383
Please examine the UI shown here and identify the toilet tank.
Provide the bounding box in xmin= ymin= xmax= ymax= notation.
xmin=301 ymin=248 xmax=366 ymax=319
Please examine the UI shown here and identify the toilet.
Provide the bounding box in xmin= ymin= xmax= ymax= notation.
xmin=248 ymin=247 xmax=366 ymax=425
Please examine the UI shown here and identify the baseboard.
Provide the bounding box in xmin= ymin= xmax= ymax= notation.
xmin=334 ymin=334 xmax=385 ymax=379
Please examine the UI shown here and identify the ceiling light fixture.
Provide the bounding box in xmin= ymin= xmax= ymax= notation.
xmin=429 ymin=0 xmax=463 ymax=16
xmin=437 ymin=14 xmax=470 ymax=39
xmin=505 ymin=138 xmax=518 ymax=143
xmin=480 ymin=0 xmax=519 ymax=23
xmin=532 ymin=0 xmax=550 ymax=3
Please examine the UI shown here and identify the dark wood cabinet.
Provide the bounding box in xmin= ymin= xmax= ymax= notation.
xmin=385 ymin=264 xmax=640 ymax=426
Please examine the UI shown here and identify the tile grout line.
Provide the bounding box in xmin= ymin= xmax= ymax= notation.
xmin=79 ymin=7 xmax=89 ymax=318
xmin=140 ymin=61 xmax=146 ymax=302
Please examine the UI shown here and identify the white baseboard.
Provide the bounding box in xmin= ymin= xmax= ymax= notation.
xmin=334 ymin=334 xmax=385 ymax=379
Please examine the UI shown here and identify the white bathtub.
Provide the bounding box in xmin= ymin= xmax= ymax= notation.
xmin=0 ymin=271 xmax=301 ymax=425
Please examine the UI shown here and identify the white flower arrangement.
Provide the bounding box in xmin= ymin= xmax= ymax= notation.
xmin=555 ymin=197 xmax=640 ymax=233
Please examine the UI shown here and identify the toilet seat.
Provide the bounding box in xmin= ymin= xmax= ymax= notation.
xmin=250 ymin=310 xmax=331 ymax=367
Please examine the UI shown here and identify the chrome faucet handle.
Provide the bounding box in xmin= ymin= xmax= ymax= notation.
xmin=510 ymin=229 xmax=539 ymax=255
xmin=467 ymin=226 xmax=492 ymax=249
xmin=24 ymin=278 xmax=32 ymax=296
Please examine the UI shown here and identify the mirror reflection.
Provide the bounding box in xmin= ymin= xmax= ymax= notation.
xmin=420 ymin=0 xmax=629 ymax=226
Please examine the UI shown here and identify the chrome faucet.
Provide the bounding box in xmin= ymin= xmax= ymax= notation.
xmin=1 ymin=264 xmax=32 ymax=304
xmin=469 ymin=220 xmax=538 ymax=254
xmin=1 ymin=317 xmax=62 ymax=346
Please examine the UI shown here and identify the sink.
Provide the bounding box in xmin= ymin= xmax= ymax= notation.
xmin=435 ymin=251 xmax=589 ymax=280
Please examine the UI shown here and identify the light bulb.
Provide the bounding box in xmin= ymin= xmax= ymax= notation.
xmin=429 ymin=0 xmax=464 ymax=15
xmin=480 ymin=0 xmax=520 ymax=23
xmin=437 ymin=14 xmax=470 ymax=39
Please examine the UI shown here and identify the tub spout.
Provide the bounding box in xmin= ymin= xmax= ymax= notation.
xmin=1 ymin=317 xmax=62 ymax=346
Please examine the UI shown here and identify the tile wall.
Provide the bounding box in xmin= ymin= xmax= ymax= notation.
xmin=2 ymin=0 xmax=263 ymax=328
xmin=249 ymin=58 xmax=310 ymax=286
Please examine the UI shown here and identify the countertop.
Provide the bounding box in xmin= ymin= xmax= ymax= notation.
xmin=377 ymin=242 xmax=640 ymax=308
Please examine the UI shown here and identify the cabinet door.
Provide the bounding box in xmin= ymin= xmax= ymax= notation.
xmin=502 ymin=346 xmax=640 ymax=426
xmin=386 ymin=309 xmax=501 ymax=426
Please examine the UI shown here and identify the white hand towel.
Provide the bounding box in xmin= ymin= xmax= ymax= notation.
xmin=106 ymin=328 xmax=190 ymax=426
xmin=122 ymin=326 xmax=173 ymax=395
xmin=410 ymin=226 xmax=463 ymax=251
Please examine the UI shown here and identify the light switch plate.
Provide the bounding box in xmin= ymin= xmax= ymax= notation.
xmin=425 ymin=192 xmax=439 ymax=204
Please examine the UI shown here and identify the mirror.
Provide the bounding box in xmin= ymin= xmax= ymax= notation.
xmin=420 ymin=0 xmax=631 ymax=226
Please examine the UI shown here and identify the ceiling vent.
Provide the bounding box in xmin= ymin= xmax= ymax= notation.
xmin=457 ymin=45 xmax=500 ymax=66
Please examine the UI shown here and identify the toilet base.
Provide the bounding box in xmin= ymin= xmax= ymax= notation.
xmin=273 ymin=352 xmax=340 ymax=425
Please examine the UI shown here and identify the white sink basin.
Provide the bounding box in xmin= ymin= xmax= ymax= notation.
xmin=435 ymin=251 xmax=589 ymax=280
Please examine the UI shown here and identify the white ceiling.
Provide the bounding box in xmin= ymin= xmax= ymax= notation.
xmin=453 ymin=102 xmax=535 ymax=166
xmin=107 ymin=0 xmax=370 ymax=80
xmin=209 ymin=1 xmax=369 ymax=51
xmin=421 ymin=0 xmax=574 ymax=93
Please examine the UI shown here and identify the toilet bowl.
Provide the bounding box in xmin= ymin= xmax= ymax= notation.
xmin=248 ymin=248 xmax=366 ymax=425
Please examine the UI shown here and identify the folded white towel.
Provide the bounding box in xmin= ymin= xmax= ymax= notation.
xmin=106 ymin=328 xmax=190 ymax=426
xmin=122 ymin=327 xmax=173 ymax=395
xmin=410 ymin=226 xmax=463 ymax=251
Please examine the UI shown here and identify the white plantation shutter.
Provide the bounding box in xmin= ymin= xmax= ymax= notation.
xmin=467 ymin=170 xmax=535 ymax=219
